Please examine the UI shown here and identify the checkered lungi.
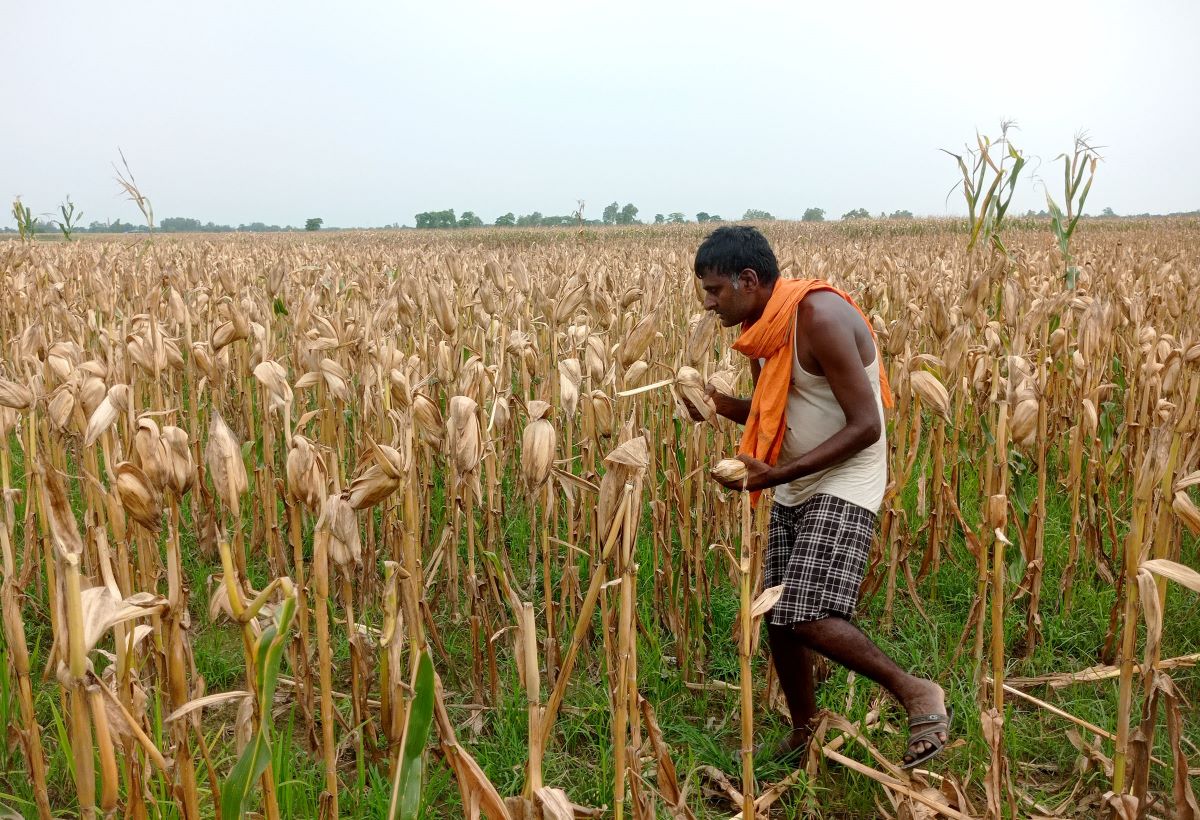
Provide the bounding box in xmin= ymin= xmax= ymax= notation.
xmin=763 ymin=493 xmax=877 ymax=626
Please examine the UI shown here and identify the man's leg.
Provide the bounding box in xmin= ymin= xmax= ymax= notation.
xmin=790 ymin=616 xmax=947 ymax=760
xmin=766 ymin=623 xmax=817 ymax=752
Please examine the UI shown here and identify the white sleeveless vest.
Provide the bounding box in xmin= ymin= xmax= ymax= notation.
xmin=770 ymin=312 xmax=887 ymax=513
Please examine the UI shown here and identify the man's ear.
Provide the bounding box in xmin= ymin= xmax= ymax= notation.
xmin=738 ymin=268 xmax=760 ymax=291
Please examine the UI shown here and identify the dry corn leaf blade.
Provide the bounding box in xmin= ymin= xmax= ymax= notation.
xmin=750 ymin=584 xmax=784 ymax=619
xmin=165 ymin=690 xmax=253 ymax=725
xmin=80 ymin=587 xmax=168 ymax=656
xmin=1140 ymin=558 xmax=1200 ymax=593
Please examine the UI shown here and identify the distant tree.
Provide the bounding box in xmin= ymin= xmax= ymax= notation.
xmin=709 ymin=214 xmax=722 ymax=222
xmin=305 ymin=217 xmax=323 ymax=231
xmin=667 ymin=212 xmax=686 ymax=224
xmin=889 ymin=209 xmax=913 ymax=219
xmin=841 ymin=208 xmax=870 ymax=220
xmin=603 ymin=202 xmax=620 ymax=225
xmin=414 ymin=210 xmax=456 ymax=229
xmin=458 ymin=211 xmax=483 ymax=228
xmin=654 ymin=214 xmax=665 ymax=224
xmin=742 ymin=209 xmax=775 ymax=221
xmin=617 ymin=203 xmax=639 ymax=225
xmin=696 ymin=211 xmax=711 ymax=223
xmin=495 ymin=212 xmax=516 ymax=227
xmin=516 ymin=211 xmax=543 ymax=227
xmin=1101 ymin=207 xmax=1116 ymax=217
xmin=802 ymin=207 xmax=825 ymax=222
xmin=86 ymin=218 xmax=136 ymax=233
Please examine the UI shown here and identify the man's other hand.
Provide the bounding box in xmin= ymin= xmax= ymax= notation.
xmin=711 ymin=454 xmax=778 ymax=492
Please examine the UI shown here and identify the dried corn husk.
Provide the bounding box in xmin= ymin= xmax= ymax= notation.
xmin=253 ymin=360 xmax=293 ymax=414
xmin=0 ymin=378 xmax=34 ymax=410
xmin=287 ymin=435 xmax=326 ymax=508
xmin=413 ymin=393 xmax=443 ymax=443
xmin=344 ymin=453 xmax=401 ymax=511
xmin=589 ymin=390 xmax=614 ymax=438
xmin=79 ymin=375 xmax=106 ymax=417
xmin=585 ymin=335 xmax=607 ymax=382
xmin=372 ymin=441 xmax=408 ymax=480
xmin=1082 ymin=398 xmax=1099 ymax=438
xmin=319 ymin=494 xmax=361 ymax=567
xmin=711 ymin=458 xmax=748 ymax=483
xmin=42 ymin=465 xmax=84 ymax=557
xmin=1172 ymin=491 xmax=1200 ymax=536
xmin=210 ymin=313 xmax=249 ymax=352
xmin=319 ymin=358 xmax=353 ymax=403
xmin=521 ymin=402 xmax=556 ymax=488
xmin=84 ymin=384 xmax=130 ymax=447
xmin=489 ymin=394 xmax=511 ymax=435
xmin=428 ymin=283 xmax=457 ymax=335
xmin=619 ymin=310 xmax=659 ymax=367
xmin=447 ymin=395 xmax=483 ymax=478
xmin=389 ymin=368 xmax=412 ymax=411
xmin=623 ymin=360 xmax=649 ymax=389
xmin=673 ymin=366 xmax=714 ymax=422
xmin=47 ymin=342 xmax=79 ymax=381
xmin=598 ymin=436 xmax=649 ymax=533
xmin=1011 ymin=397 xmax=1040 ymax=447
xmin=909 ymin=370 xmax=950 ymax=420
xmin=133 ymin=417 xmax=171 ymax=491
xmin=686 ymin=311 xmax=718 ymax=366
xmin=190 ymin=342 xmax=216 ymax=379
xmin=161 ymin=425 xmax=195 ymax=497
xmin=47 ymin=384 xmax=75 ymax=431
xmin=115 ymin=462 xmax=163 ymax=532
xmin=707 ymin=366 xmax=739 ymax=398
xmin=0 ymin=406 xmax=18 ymax=438
xmin=205 ymin=411 xmax=248 ymax=508
xmin=558 ymin=359 xmax=582 ymax=420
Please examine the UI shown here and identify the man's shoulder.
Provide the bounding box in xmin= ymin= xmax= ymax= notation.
xmin=795 ymin=288 xmax=853 ymax=328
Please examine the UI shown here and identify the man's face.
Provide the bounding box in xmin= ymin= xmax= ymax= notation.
xmin=698 ymin=268 xmax=756 ymax=327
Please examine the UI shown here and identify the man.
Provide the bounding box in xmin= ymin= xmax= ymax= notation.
xmin=685 ymin=225 xmax=950 ymax=769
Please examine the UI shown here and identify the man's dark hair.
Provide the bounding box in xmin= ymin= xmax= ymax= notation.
xmin=693 ymin=225 xmax=780 ymax=285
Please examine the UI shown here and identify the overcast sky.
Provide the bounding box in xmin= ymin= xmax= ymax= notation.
xmin=3 ymin=0 xmax=1198 ymax=228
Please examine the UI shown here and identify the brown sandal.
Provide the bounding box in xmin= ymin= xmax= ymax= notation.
xmin=900 ymin=707 xmax=953 ymax=770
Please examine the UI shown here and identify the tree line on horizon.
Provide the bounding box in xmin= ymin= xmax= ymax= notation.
xmin=411 ymin=204 xmax=926 ymax=229
xmin=5 ymin=203 xmax=1197 ymax=236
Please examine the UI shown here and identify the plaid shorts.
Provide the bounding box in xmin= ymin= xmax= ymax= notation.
xmin=763 ymin=494 xmax=877 ymax=626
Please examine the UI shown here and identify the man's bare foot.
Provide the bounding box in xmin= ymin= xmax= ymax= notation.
xmin=899 ymin=678 xmax=949 ymax=765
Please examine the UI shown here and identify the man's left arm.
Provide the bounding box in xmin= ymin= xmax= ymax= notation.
xmin=732 ymin=303 xmax=882 ymax=492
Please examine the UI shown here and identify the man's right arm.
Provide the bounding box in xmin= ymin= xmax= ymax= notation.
xmin=712 ymin=391 xmax=752 ymax=424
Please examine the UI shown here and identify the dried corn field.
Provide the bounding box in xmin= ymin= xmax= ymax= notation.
xmin=1 ymin=219 xmax=1199 ymax=819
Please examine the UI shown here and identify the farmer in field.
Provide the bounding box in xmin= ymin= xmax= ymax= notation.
xmin=685 ymin=226 xmax=951 ymax=769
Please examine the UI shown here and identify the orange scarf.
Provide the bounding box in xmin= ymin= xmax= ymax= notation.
xmin=732 ymin=278 xmax=892 ymax=490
